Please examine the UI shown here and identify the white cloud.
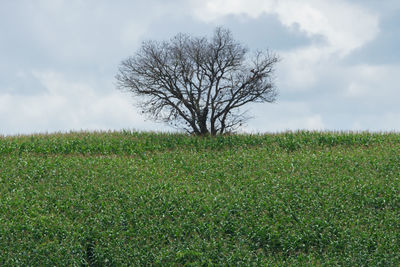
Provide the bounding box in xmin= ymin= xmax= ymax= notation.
xmin=120 ymin=21 xmax=148 ymax=48
xmin=0 ymin=71 xmax=168 ymax=135
xmin=0 ymin=0 xmax=186 ymax=135
xmin=194 ymin=0 xmax=379 ymax=54
xmin=0 ymin=0 xmax=398 ymax=134
xmin=245 ymin=101 xmax=325 ymax=132
xmin=352 ymin=112 xmax=400 ymax=131
xmin=193 ymin=0 xmax=380 ymax=91
xmin=275 ymin=0 xmax=378 ymax=53
xmin=277 ymin=46 xmax=329 ymax=90
xmin=344 ymin=64 xmax=400 ymax=99
xmin=194 ymin=0 xmax=276 ymax=21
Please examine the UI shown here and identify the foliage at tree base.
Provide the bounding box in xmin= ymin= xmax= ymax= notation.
xmin=1 ymin=131 xmax=400 ymax=265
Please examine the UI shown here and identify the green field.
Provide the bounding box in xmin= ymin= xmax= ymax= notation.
xmin=1 ymin=131 xmax=400 ymax=266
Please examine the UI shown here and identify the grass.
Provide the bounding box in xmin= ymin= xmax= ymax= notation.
xmin=1 ymin=130 xmax=400 ymax=265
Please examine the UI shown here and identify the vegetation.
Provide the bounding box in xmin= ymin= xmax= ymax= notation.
xmin=1 ymin=131 xmax=400 ymax=265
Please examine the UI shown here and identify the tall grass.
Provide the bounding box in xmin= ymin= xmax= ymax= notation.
xmin=1 ymin=130 xmax=398 ymax=155
xmin=1 ymin=131 xmax=400 ymax=265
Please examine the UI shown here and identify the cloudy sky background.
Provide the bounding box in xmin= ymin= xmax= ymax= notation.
xmin=1 ymin=0 xmax=399 ymax=135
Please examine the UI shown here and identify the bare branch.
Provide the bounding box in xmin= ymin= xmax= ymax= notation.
xmin=116 ymin=27 xmax=279 ymax=135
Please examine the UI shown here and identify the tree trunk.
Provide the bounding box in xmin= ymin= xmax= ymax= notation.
xmin=197 ymin=107 xmax=209 ymax=135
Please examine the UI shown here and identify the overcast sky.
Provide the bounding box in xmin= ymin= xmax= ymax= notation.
xmin=1 ymin=0 xmax=399 ymax=135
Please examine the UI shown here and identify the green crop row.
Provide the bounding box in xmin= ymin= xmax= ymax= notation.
xmin=1 ymin=130 xmax=399 ymax=155
xmin=1 ymin=131 xmax=400 ymax=265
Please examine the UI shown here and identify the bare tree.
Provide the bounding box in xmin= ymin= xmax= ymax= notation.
xmin=116 ymin=27 xmax=279 ymax=135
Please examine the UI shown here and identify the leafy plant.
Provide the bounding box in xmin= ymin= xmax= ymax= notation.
xmin=1 ymin=131 xmax=400 ymax=265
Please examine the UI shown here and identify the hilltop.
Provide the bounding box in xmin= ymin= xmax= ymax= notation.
xmin=1 ymin=131 xmax=400 ymax=265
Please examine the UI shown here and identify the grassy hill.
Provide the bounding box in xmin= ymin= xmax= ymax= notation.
xmin=1 ymin=131 xmax=400 ymax=266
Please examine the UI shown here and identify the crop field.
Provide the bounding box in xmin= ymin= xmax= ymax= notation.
xmin=1 ymin=131 xmax=400 ymax=266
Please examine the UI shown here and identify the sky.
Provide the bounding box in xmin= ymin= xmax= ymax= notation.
xmin=1 ymin=0 xmax=399 ymax=135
